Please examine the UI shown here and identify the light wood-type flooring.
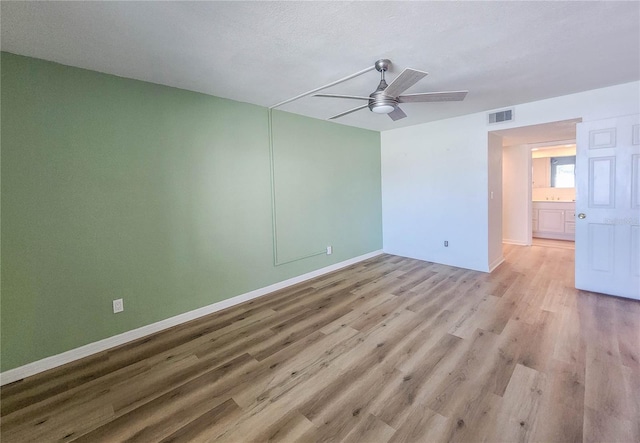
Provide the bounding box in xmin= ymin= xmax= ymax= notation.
xmin=2 ymin=244 xmax=639 ymax=442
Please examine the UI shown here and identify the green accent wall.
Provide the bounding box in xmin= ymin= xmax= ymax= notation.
xmin=0 ymin=52 xmax=381 ymax=372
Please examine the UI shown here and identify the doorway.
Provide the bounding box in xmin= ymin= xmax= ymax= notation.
xmin=491 ymin=119 xmax=581 ymax=248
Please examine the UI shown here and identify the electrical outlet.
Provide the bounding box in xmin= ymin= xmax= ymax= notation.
xmin=444 ymin=241 xmax=449 ymax=247
xmin=113 ymin=298 xmax=124 ymax=313
xmin=326 ymin=246 xmax=332 ymax=255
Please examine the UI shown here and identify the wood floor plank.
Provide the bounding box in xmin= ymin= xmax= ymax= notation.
xmin=583 ymin=405 xmax=635 ymax=443
xmin=584 ymin=354 xmax=634 ymax=423
xmin=157 ymin=398 xmax=244 ymax=443
xmin=530 ymin=358 xmax=585 ymax=443
xmin=484 ymin=363 xmax=547 ymax=442
xmin=0 ymin=402 xmax=114 ymax=443
xmin=2 ymin=247 xmax=639 ymax=443
xmin=488 ymin=318 xmax=535 ymax=397
xmin=231 ymin=326 xmax=359 ymax=410
xmin=614 ymin=306 xmax=640 ymax=370
xmin=447 ymin=294 xmax=500 ymax=339
xmin=625 ymin=365 xmax=640 ymax=442
xmin=299 ymin=365 xmax=398 ymax=442
xmin=72 ymin=353 xmax=259 ymax=442
xmin=386 ymin=404 xmax=449 ymax=443
xmin=425 ymin=329 xmax=504 ymax=419
xmin=371 ymin=333 xmax=463 ymax=428
xmin=392 ymin=308 xmax=456 ymax=374
xmin=341 ymin=413 xmax=396 ymax=443
xmin=439 ymin=391 xmax=503 ymax=443
xmin=222 ymin=408 xmax=317 ymax=443
xmin=553 ymin=296 xmax=587 ymax=366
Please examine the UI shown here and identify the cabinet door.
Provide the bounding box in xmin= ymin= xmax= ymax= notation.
xmin=538 ymin=209 xmax=565 ymax=233
xmin=532 ymin=158 xmax=550 ymax=188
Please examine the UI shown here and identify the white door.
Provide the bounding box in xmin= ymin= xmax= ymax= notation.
xmin=575 ymin=114 xmax=640 ymax=300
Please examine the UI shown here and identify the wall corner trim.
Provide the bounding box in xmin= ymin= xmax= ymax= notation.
xmin=488 ymin=256 xmax=505 ymax=273
xmin=0 ymin=249 xmax=383 ymax=386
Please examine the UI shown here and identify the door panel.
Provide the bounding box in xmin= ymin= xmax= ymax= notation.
xmin=576 ymin=114 xmax=640 ymax=300
xmin=588 ymin=157 xmax=615 ymax=207
xmin=588 ymin=127 xmax=616 ymax=148
xmin=587 ymin=223 xmax=614 ymax=273
xmin=632 ymin=154 xmax=640 ymax=209
xmin=632 ymin=225 xmax=640 ymax=277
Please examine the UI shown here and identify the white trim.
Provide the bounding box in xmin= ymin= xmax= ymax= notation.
xmin=502 ymin=239 xmax=529 ymax=246
xmin=489 ymin=256 xmax=505 ymax=272
xmin=0 ymin=250 xmax=383 ymax=386
xmin=533 ymin=233 xmax=575 ymax=241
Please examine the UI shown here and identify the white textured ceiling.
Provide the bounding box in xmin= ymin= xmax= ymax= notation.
xmin=2 ymin=1 xmax=639 ymax=132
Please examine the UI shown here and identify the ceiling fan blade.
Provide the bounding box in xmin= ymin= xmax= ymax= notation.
xmin=314 ymin=94 xmax=371 ymax=101
xmin=388 ymin=106 xmax=407 ymax=121
xmin=329 ymin=104 xmax=369 ymax=120
xmin=398 ymin=90 xmax=468 ymax=103
xmin=383 ymin=68 xmax=428 ymax=98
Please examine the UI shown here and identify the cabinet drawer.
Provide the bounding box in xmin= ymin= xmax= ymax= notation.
xmin=565 ymin=222 xmax=575 ymax=234
xmin=565 ymin=210 xmax=575 ymax=220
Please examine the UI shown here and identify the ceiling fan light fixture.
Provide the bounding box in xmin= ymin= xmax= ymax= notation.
xmin=316 ymin=59 xmax=467 ymax=121
xmin=371 ymin=103 xmax=395 ymax=114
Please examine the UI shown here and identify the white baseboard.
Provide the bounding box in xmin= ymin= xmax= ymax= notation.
xmin=488 ymin=256 xmax=505 ymax=272
xmin=533 ymin=233 xmax=575 ymax=241
xmin=502 ymin=239 xmax=529 ymax=246
xmin=0 ymin=249 xmax=383 ymax=386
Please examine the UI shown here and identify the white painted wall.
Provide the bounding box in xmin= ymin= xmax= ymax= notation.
xmin=502 ymin=144 xmax=531 ymax=245
xmin=381 ymin=113 xmax=489 ymax=271
xmin=381 ymin=81 xmax=640 ymax=272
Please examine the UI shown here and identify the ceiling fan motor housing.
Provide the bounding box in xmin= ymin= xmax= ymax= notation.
xmin=369 ymin=90 xmax=398 ymax=114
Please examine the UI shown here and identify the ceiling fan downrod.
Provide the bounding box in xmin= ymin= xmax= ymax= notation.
xmin=370 ymin=59 xmax=396 ymax=113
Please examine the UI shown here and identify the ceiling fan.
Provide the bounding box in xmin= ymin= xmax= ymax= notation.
xmin=314 ymin=59 xmax=468 ymax=121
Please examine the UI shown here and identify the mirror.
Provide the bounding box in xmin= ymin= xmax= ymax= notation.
xmin=550 ymin=156 xmax=576 ymax=188
xmin=532 ymin=144 xmax=576 ymax=189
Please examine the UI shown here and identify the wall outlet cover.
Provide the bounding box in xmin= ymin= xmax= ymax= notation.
xmin=113 ymin=299 xmax=124 ymax=314
xmin=326 ymin=246 xmax=332 ymax=255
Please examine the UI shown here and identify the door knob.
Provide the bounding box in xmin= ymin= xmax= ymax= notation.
xmin=578 ymin=213 xmax=586 ymax=219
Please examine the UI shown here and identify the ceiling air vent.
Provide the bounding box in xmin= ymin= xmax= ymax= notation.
xmin=488 ymin=108 xmax=514 ymax=124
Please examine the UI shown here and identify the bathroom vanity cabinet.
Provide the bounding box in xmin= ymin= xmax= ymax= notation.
xmin=532 ymin=201 xmax=575 ymax=241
